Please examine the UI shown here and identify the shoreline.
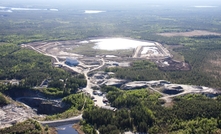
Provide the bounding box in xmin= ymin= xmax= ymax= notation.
xmin=73 ymin=123 xmax=85 ymax=134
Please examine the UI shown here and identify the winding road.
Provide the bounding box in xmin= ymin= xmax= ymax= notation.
xmin=82 ymin=58 xmax=107 ymax=107
xmin=39 ymin=58 xmax=106 ymax=126
xmin=23 ymin=44 xmax=107 ymax=126
xmin=21 ymin=43 xmax=220 ymax=128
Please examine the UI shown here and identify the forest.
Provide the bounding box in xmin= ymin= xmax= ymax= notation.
xmin=0 ymin=44 xmax=86 ymax=98
xmin=83 ymin=88 xmax=221 ymax=134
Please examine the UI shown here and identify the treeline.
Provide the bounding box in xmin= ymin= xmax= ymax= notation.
xmin=83 ymin=88 xmax=221 ymax=133
xmin=190 ymin=35 xmax=221 ymax=39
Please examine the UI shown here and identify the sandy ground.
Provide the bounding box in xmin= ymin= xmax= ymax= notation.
xmin=157 ymin=30 xmax=221 ymax=37
xmin=0 ymin=104 xmax=39 ymax=129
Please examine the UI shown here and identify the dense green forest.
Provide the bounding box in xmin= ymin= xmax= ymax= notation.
xmin=0 ymin=44 xmax=86 ymax=98
xmin=83 ymin=87 xmax=221 ymax=134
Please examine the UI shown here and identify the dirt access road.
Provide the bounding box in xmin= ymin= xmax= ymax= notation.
xmin=26 ymin=44 xmax=107 ymax=107
xmin=149 ymin=84 xmax=219 ymax=105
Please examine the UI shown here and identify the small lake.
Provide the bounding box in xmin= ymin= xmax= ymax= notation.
xmin=84 ymin=10 xmax=106 ymax=14
xmin=56 ymin=124 xmax=78 ymax=134
xmin=90 ymin=38 xmax=155 ymax=51
xmin=0 ymin=6 xmax=58 ymax=12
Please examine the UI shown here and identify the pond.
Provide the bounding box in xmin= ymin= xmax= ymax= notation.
xmin=56 ymin=124 xmax=78 ymax=134
xmin=85 ymin=10 xmax=106 ymax=14
xmin=90 ymin=38 xmax=155 ymax=50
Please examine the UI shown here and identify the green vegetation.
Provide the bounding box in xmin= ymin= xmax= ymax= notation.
xmin=83 ymin=89 xmax=160 ymax=133
xmin=47 ymin=74 xmax=87 ymax=97
xmin=83 ymin=88 xmax=221 ymax=134
xmin=41 ymin=88 xmax=63 ymax=97
xmin=0 ymin=119 xmax=55 ymax=134
xmin=80 ymin=120 xmax=97 ymax=134
xmin=106 ymin=46 xmax=221 ymax=88
xmin=0 ymin=44 xmax=67 ymax=87
xmin=0 ymin=92 xmax=10 ymax=106
xmin=45 ymin=93 xmax=93 ymax=120
xmin=105 ymin=60 xmax=161 ymax=81
xmin=0 ymin=44 xmax=86 ymax=98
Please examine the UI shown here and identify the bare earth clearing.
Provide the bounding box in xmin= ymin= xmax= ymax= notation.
xmin=22 ymin=38 xmax=218 ymax=105
xmin=157 ymin=30 xmax=221 ymax=37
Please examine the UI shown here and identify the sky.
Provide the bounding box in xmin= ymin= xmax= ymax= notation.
xmin=1 ymin=0 xmax=220 ymax=8
xmin=2 ymin=0 xmax=220 ymax=4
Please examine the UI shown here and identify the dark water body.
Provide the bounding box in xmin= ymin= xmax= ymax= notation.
xmin=56 ymin=124 xmax=78 ymax=134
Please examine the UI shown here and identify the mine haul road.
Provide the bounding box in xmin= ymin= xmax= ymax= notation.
xmin=25 ymin=44 xmax=108 ymax=126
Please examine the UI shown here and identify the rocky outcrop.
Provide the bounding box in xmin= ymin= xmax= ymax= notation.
xmin=163 ymin=85 xmax=184 ymax=95
xmin=38 ymin=102 xmax=66 ymax=115
xmin=4 ymin=88 xmax=38 ymax=99
xmin=121 ymin=80 xmax=170 ymax=90
xmin=121 ymin=81 xmax=148 ymax=90
xmin=105 ymin=78 xmax=127 ymax=88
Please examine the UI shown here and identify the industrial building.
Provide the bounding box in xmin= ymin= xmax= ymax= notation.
xmin=65 ymin=57 xmax=79 ymax=66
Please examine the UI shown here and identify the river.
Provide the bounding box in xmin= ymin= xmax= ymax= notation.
xmin=56 ymin=124 xmax=78 ymax=134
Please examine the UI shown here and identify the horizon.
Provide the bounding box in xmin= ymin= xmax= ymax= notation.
xmin=1 ymin=0 xmax=221 ymax=8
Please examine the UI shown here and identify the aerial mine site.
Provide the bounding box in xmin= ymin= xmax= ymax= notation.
xmin=23 ymin=37 xmax=190 ymax=72
xmin=1 ymin=36 xmax=220 ymax=132
xmin=1 ymin=0 xmax=221 ymax=134
xmin=20 ymin=37 xmax=219 ymax=108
